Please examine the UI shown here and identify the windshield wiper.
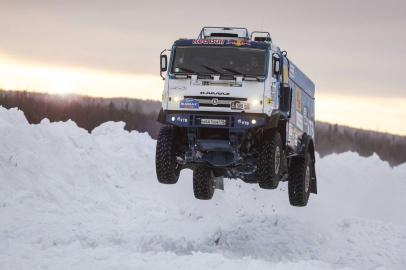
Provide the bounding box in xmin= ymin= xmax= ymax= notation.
xmin=200 ymin=65 xmax=223 ymax=74
xmin=221 ymin=67 xmax=243 ymax=75
xmin=222 ymin=67 xmax=263 ymax=78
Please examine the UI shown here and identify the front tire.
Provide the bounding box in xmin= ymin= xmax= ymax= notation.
xmin=288 ymin=153 xmax=312 ymax=206
xmin=257 ymin=131 xmax=282 ymax=189
xmin=193 ymin=166 xmax=215 ymax=200
xmin=155 ymin=126 xmax=180 ymax=184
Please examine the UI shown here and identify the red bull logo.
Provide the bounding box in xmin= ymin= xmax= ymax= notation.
xmin=192 ymin=39 xmax=225 ymax=45
xmin=227 ymin=40 xmax=251 ymax=46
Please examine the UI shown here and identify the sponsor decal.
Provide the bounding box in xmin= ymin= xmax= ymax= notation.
xmin=200 ymin=92 xmax=230 ymax=95
xmin=237 ymin=119 xmax=249 ymax=125
xmin=203 ymin=81 xmax=229 ymax=86
xmin=296 ymin=87 xmax=302 ymax=112
xmin=200 ymin=81 xmax=241 ymax=87
xmin=282 ymin=65 xmax=289 ymax=83
xmin=230 ymin=101 xmax=244 ymax=110
xmin=192 ymin=39 xmax=225 ymax=45
xmin=176 ymin=117 xmax=187 ymax=123
xmin=289 ymin=124 xmax=303 ymax=148
xmin=271 ymin=86 xmax=276 ymax=108
xmin=179 ymin=98 xmax=199 ymax=109
xmin=296 ymin=111 xmax=303 ymax=130
xmin=170 ymin=86 xmax=187 ymax=91
xmin=309 ymin=120 xmax=315 ymax=138
xmin=289 ymin=64 xmax=295 ymax=79
xmin=290 ymin=107 xmax=296 ymax=124
xmin=227 ymin=40 xmax=251 ymax=46
xmin=288 ymin=123 xmax=294 ymax=146
xmin=303 ymin=106 xmax=309 ymax=134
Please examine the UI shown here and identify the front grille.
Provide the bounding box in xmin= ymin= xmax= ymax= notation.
xmin=184 ymin=96 xmax=248 ymax=108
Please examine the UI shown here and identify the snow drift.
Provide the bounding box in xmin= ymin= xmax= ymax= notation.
xmin=0 ymin=106 xmax=405 ymax=270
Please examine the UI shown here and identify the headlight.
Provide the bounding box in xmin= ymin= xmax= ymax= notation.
xmin=251 ymin=99 xmax=259 ymax=105
xmin=251 ymin=119 xmax=257 ymax=124
xmin=173 ymin=96 xmax=179 ymax=102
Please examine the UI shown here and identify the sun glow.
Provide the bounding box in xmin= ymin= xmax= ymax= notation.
xmin=316 ymin=94 xmax=406 ymax=135
xmin=0 ymin=54 xmax=164 ymax=99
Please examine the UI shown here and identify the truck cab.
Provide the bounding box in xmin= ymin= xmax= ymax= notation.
xmin=156 ymin=27 xmax=317 ymax=206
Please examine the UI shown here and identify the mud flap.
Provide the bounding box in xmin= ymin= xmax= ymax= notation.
xmin=300 ymin=134 xmax=317 ymax=194
xmin=310 ymin=161 xmax=317 ymax=194
xmin=214 ymin=176 xmax=224 ymax=190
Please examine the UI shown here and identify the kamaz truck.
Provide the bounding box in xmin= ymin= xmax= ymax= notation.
xmin=155 ymin=27 xmax=317 ymax=206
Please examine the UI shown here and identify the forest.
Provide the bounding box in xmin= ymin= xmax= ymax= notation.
xmin=1 ymin=89 xmax=405 ymax=167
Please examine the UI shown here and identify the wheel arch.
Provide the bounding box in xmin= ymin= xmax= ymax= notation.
xmin=265 ymin=111 xmax=288 ymax=149
xmin=157 ymin=108 xmax=168 ymax=125
xmin=300 ymin=133 xmax=315 ymax=163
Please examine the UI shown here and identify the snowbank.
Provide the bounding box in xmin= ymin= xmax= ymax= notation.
xmin=0 ymin=107 xmax=405 ymax=270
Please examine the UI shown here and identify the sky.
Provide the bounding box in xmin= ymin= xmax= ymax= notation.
xmin=0 ymin=0 xmax=405 ymax=134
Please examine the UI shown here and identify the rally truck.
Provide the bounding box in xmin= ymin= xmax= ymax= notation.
xmin=155 ymin=27 xmax=317 ymax=206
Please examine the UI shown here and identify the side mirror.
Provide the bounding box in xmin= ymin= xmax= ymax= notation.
xmin=273 ymin=56 xmax=280 ymax=76
xmin=160 ymin=55 xmax=168 ymax=72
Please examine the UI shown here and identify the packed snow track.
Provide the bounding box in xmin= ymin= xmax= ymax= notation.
xmin=1 ymin=107 xmax=406 ymax=270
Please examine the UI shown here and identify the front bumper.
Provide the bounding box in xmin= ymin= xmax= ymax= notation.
xmin=165 ymin=111 xmax=266 ymax=130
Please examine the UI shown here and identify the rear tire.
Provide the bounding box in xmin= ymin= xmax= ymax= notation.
xmin=288 ymin=152 xmax=312 ymax=206
xmin=257 ymin=131 xmax=282 ymax=189
xmin=193 ymin=166 xmax=215 ymax=200
xmin=155 ymin=126 xmax=180 ymax=184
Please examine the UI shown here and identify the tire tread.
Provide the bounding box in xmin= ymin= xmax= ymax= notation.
xmin=155 ymin=126 xmax=179 ymax=184
xmin=257 ymin=131 xmax=282 ymax=189
xmin=193 ymin=166 xmax=214 ymax=200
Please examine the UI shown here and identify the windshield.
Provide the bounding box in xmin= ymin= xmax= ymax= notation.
xmin=171 ymin=46 xmax=267 ymax=77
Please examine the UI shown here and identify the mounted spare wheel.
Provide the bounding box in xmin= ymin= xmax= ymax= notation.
xmin=257 ymin=131 xmax=282 ymax=189
xmin=288 ymin=152 xmax=313 ymax=206
xmin=155 ymin=126 xmax=181 ymax=184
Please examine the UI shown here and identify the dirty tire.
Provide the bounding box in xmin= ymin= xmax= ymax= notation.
xmin=193 ymin=166 xmax=214 ymax=200
xmin=155 ymin=126 xmax=180 ymax=184
xmin=288 ymin=153 xmax=312 ymax=206
xmin=257 ymin=131 xmax=282 ymax=189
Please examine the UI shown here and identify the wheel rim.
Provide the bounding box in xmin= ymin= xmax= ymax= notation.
xmin=275 ymin=146 xmax=281 ymax=175
xmin=305 ymin=164 xmax=310 ymax=193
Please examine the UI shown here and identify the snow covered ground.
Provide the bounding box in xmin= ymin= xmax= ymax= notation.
xmin=1 ymin=106 xmax=405 ymax=270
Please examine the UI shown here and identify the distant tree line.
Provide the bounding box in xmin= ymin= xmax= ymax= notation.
xmin=316 ymin=123 xmax=406 ymax=167
xmin=0 ymin=90 xmax=161 ymax=138
xmin=1 ymin=89 xmax=406 ymax=167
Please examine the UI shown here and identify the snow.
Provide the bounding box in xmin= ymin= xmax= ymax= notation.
xmin=0 ymin=106 xmax=405 ymax=270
